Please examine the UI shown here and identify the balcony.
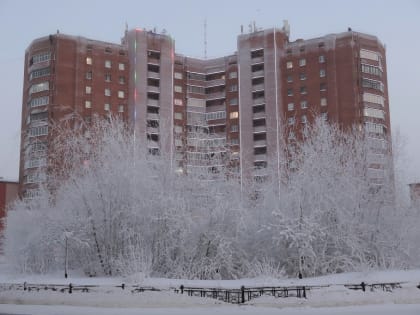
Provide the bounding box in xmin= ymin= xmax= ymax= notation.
xmin=253 ymin=168 xmax=268 ymax=176
xmin=147 ymin=140 xmax=159 ymax=149
xmin=253 ymin=125 xmax=267 ymax=133
xmin=206 ymin=78 xmax=225 ymax=87
xmin=252 ymin=83 xmax=265 ymax=92
xmin=253 ymin=97 xmax=265 ymax=105
xmin=147 ymin=99 xmax=159 ymax=107
xmin=146 ymin=113 xmax=159 ymax=121
xmin=146 ymin=126 xmax=159 ymax=134
xmin=253 ymin=140 xmax=267 ymax=147
xmin=147 ymin=71 xmax=160 ymax=79
xmin=206 ymin=91 xmax=226 ymax=100
xmin=251 ymin=56 xmax=264 ymax=64
xmin=252 ymin=112 xmax=266 ymax=120
xmin=254 ymin=154 xmax=267 ymax=162
xmin=147 ymin=86 xmax=160 ymax=93
xmin=252 ymin=70 xmax=264 ymax=78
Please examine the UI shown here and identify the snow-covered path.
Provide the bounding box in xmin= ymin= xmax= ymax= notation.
xmin=1 ymin=303 xmax=420 ymax=315
xmin=0 ymin=269 xmax=419 ymax=314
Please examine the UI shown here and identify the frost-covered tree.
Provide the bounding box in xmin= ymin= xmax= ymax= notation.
xmin=3 ymin=116 xmax=419 ymax=279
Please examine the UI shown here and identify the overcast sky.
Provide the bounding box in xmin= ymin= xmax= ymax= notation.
xmin=0 ymin=0 xmax=419 ymax=184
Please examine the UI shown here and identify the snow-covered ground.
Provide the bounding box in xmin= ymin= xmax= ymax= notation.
xmin=0 ymin=268 xmax=419 ymax=314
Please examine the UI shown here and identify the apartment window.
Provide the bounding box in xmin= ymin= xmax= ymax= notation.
xmin=231 ymin=124 xmax=239 ymax=132
xmin=231 ymin=138 xmax=239 ymax=145
xmin=105 ymin=74 xmax=111 ymax=82
xmin=206 ymin=111 xmax=226 ymax=121
xmin=287 ymin=75 xmax=293 ymax=83
xmin=301 ymin=115 xmax=308 ymax=124
xmin=319 ymin=55 xmax=325 ymax=63
xmin=364 ymin=107 xmax=385 ymax=119
xmin=105 ymin=88 xmax=111 ymax=96
xmin=29 ymin=67 xmax=50 ymax=80
xmin=29 ymin=96 xmax=49 ymax=108
xmin=321 ymin=112 xmax=328 ymax=121
xmin=320 ymin=69 xmax=326 ymax=77
xmin=119 ymin=76 xmax=125 ymax=84
xmin=118 ymin=63 xmax=125 ymax=70
xmin=118 ymin=105 xmax=124 ymax=113
xmin=300 ymin=86 xmax=307 ymax=94
xmin=229 ymin=72 xmax=237 ymax=79
xmin=363 ymin=93 xmax=384 ymax=106
xmin=30 ymin=52 xmax=51 ymax=65
xmin=300 ymin=100 xmax=308 ymax=109
xmin=361 ymin=64 xmax=383 ymax=77
xmin=174 ymin=112 xmax=183 ymax=120
xmin=118 ymin=91 xmax=125 ymax=98
xmin=299 ymin=73 xmax=306 ymax=80
xmin=85 ymin=86 xmax=92 ymax=94
xmin=288 ymin=117 xmax=295 ymax=125
xmin=105 ymin=60 xmax=111 ymax=68
xmin=286 ymin=61 xmax=293 ymax=69
xmin=360 ymin=49 xmax=379 ymax=61
xmin=230 ymin=98 xmax=238 ymax=106
xmin=85 ymin=100 xmax=92 ymax=108
xmin=86 ymin=71 xmax=92 ymax=80
xmin=287 ymin=88 xmax=293 ymax=96
xmin=174 ymin=125 xmax=183 ymax=133
xmin=288 ymin=131 xmax=295 ymax=139
xmin=104 ymin=103 xmax=110 ymax=111
xmin=320 ymin=83 xmax=327 ymax=91
xmin=365 ymin=122 xmax=384 ymax=134
xmin=174 ymin=72 xmax=183 ymax=79
xmin=174 ymin=98 xmax=183 ymax=106
xmin=174 ymin=85 xmax=183 ymax=93
xmin=86 ymin=57 xmax=92 ymax=65
xmin=29 ymin=81 xmax=49 ymax=94
xmin=288 ymin=103 xmax=294 ymax=111
xmin=362 ymin=78 xmax=384 ymax=92
xmin=29 ymin=126 xmax=48 ymax=137
xmin=299 ymin=58 xmax=306 ymax=66
xmin=230 ymin=111 xmax=239 ymax=119
xmin=229 ymin=84 xmax=238 ymax=92
xmin=320 ymin=97 xmax=327 ymax=106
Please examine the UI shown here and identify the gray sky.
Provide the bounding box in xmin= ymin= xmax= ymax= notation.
xmin=0 ymin=0 xmax=419 ymax=183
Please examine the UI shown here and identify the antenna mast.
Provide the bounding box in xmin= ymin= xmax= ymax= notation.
xmin=204 ymin=19 xmax=207 ymax=60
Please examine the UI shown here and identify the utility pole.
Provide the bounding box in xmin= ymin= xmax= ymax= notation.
xmin=64 ymin=235 xmax=68 ymax=278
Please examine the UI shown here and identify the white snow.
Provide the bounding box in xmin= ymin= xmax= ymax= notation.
xmin=0 ymin=268 xmax=419 ymax=314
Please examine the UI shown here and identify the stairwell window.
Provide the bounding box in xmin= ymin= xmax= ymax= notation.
xmin=105 ymin=60 xmax=111 ymax=68
xmin=230 ymin=111 xmax=239 ymax=119
xmin=299 ymin=58 xmax=306 ymax=66
xmin=86 ymin=57 xmax=92 ymax=65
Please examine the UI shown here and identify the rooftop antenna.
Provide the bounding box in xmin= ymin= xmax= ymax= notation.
xmin=204 ymin=18 xmax=207 ymax=59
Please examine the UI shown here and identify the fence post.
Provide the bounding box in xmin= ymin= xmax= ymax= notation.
xmin=241 ymin=286 xmax=245 ymax=304
xmin=361 ymin=282 xmax=366 ymax=292
xmin=303 ymin=286 xmax=306 ymax=298
xmin=121 ymin=283 xmax=125 ymax=290
xmin=69 ymin=283 xmax=72 ymax=294
xmin=180 ymin=285 xmax=184 ymax=294
xmin=23 ymin=282 xmax=27 ymax=291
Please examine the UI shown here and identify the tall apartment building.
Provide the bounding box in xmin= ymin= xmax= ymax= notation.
xmin=20 ymin=24 xmax=391 ymax=197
